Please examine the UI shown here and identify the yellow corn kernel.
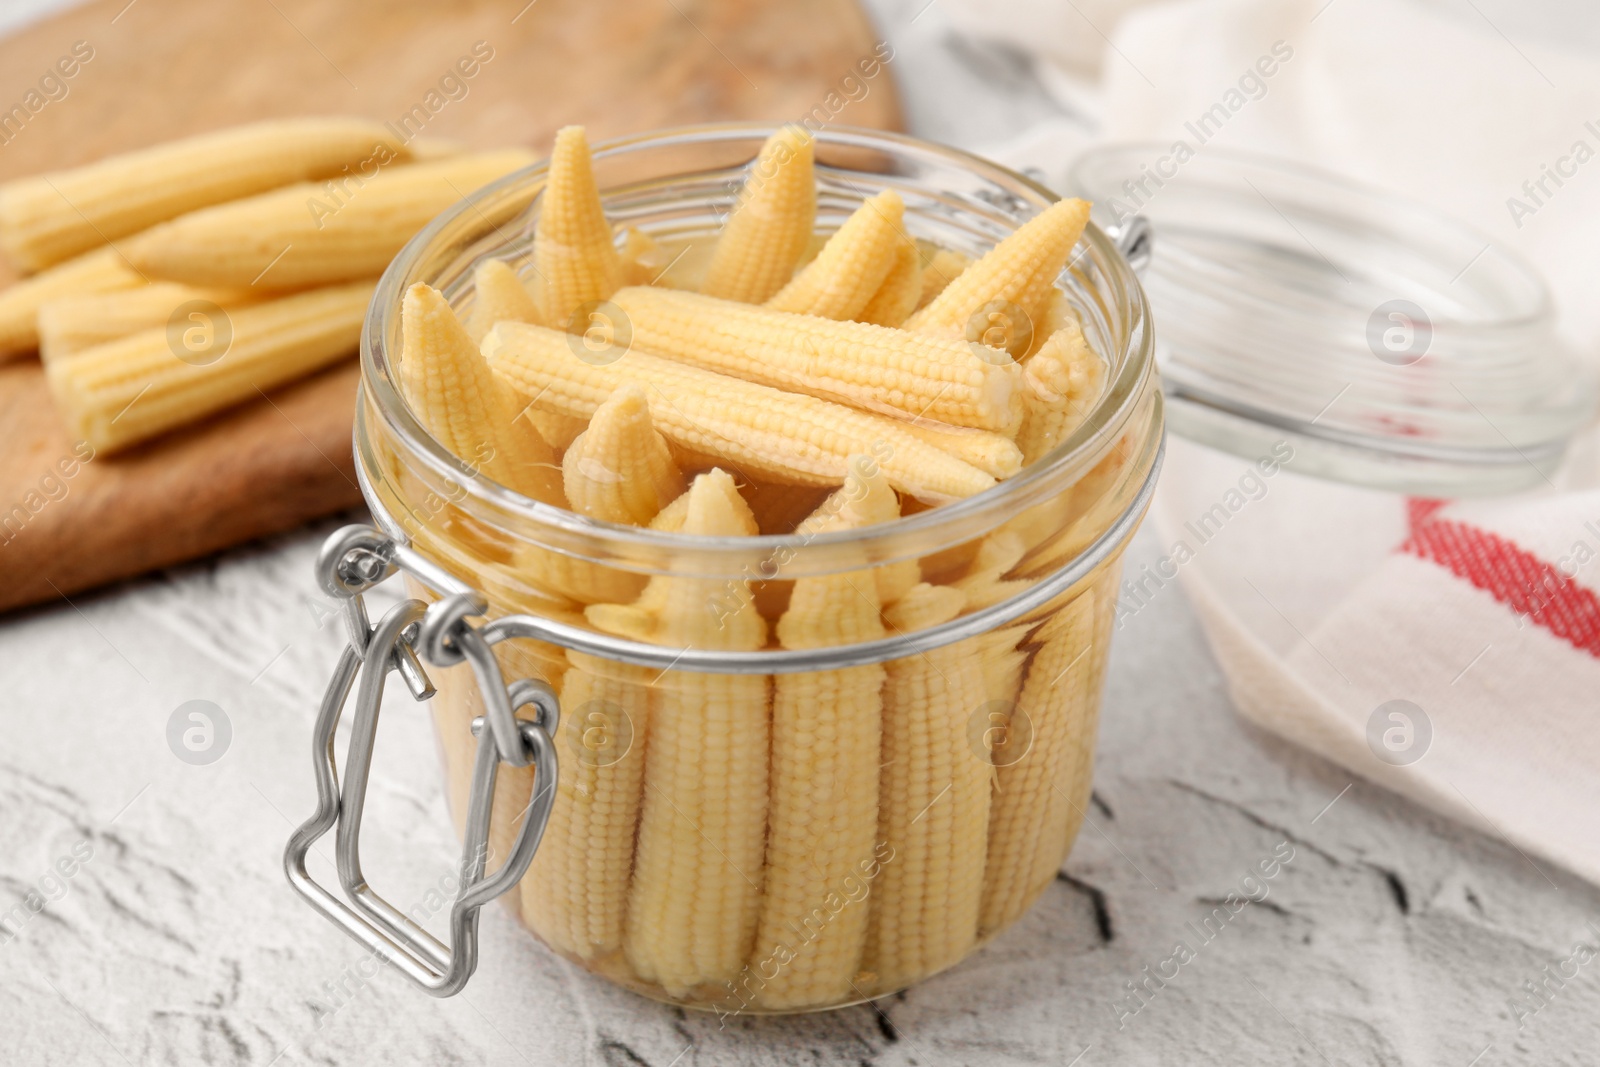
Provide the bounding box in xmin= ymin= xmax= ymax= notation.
xmin=522 ymin=649 xmax=653 ymax=961
xmin=864 ymin=584 xmax=991 ymax=992
xmin=1016 ymin=321 xmax=1108 ymax=464
xmin=766 ymin=190 xmax=905 ymax=321
xmin=562 ymin=384 xmax=684 ymax=525
xmin=0 ymin=117 xmax=410 ymax=272
xmin=608 ymin=285 xmax=1022 ymax=433
xmin=39 ymin=283 xmax=264 ymax=364
xmin=483 ymin=320 xmax=997 ymax=503
xmin=916 ymin=248 xmax=970 ymax=309
xmin=980 ymin=590 xmax=1098 ymax=935
xmin=751 ymin=464 xmax=886 ymax=1009
xmin=896 ymin=420 xmax=1023 ymax=480
xmin=398 ymin=283 xmax=561 ymax=504
xmin=124 ymin=151 xmax=535 ymax=288
xmin=591 ymin=471 xmax=770 ymax=996
xmin=534 ymin=127 xmax=623 ymax=330
xmin=856 ymin=231 xmax=923 ymax=327
xmin=47 ymin=280 xmax=373 ymax=454
xmin=701 ymin=127 xmax=816 ymax=303
xmin=905 ymin=198 xmax=1089 ymax=357
xmin=0 ymin=245 xmax=143 ymax=360
xmin=467 ymin=259 xmax=542 ymax=343
xmin=795 ymin=452 xmax=920 ymax=607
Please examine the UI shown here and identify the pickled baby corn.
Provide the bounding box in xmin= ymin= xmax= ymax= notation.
xmin=1016 ymin=320 xmax=1108 ymax=464
xmin=483 ymin=321 xmax=998 ymax=502
xmin=864 ymin=583 xmax=992 ymax=991
xmin=0 ymin=117 xmax=409 ymax=272
xmin=0 ymin=245 xmax=143 ymax=359
xmin=533 ymin=126 xmax=624 ymax=330
xmin=124 ymin=151 xmax=534 ymax=288
xmin=607 ymin=285 xmax=1023 ymax=433
xmin=561 ymin=385 xmax=684 ymax=525
xmin=751 ymin=463 xmax=887 ymax=1009
xmin=522 ymin=649 xmax=653 ymax=960
xmin=39 ymin=283 xmax=263 ymax=363
xmin=856 ymin=230 xmax=922 ymax=327
xmin=467 ymin=259 xmax=542 ymax=343
xmin=906 ymin=198 xmax=1089 ymax=357
xmin=588 ymin=471 xmax=771 ymax=996
xmin=979 ymin=590 xmax=1098 ymax=935
xmin=765 ymin=190 xmax=905 ymax=321
xmin=398 ymin=283 xmax=562 ymax=504
xmin=701 ymin=127 xmax=816 ymax=303
xmin=48 ymin=280 xmax=373 ymax=453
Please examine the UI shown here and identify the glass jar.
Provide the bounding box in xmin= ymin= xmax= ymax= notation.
xmin=287 ymin=124 xmax=1162 ymax=1014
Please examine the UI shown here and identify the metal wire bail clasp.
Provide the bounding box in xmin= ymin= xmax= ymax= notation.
xmin=284 ymin=525 xmax=560 ymax=997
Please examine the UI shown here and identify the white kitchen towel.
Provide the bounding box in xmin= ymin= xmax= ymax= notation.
xmin=941 ymin=0 xmax=1600 ymax=884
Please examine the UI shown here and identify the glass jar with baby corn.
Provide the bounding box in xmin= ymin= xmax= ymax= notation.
xmin=285 ymin=123 xmax=1163 ymax=1012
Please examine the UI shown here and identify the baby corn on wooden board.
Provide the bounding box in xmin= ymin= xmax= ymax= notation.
xmin=0 ymin=0 xmax=901 ymax=612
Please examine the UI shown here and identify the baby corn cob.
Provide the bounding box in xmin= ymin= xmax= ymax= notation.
xmin=856 ymin=231 xmax=922 ymax=327
xmin=765 ymin=190 xmax=905 ymax=321
xmin=916 ymin=248 xmax=970 ymax=310
xmin=562 ymin=385 xmax=684 ymax=525
xmin=522 ymin=649 xmax=653 ymax=961
xmin=0 ymin=117 xmax=409 ymax=272
xmin=865 ymin=583 xmax=992 ymax=992
xmin=795 ymin=453 xmax=920 ymax=607
xmin=701 ymin=127 xmax=816 ymax=303
xmin=39 ymin=283 xmax=263 ymax=363
xmin=483 ymin=321 xmax=997 ymax=503
xmin=897 ymin=420 xmax=1023 ymax=480
xmin=399 ymin=283 xmax=562 ymax=504
xmin=124 ymin=150 xmax=534 ymax=288
xmin=607 ymin=285 xmax=1022 ymax=433
xmin=0 ymin=245 xmax=144 ymax=359
xmin=905 ymin=198 xmax=1089 ymax=357
xmin=979 ymin=590 xmax=1098 ymax=935
xmin=751 ymin=465 xmax=887 ymax=1009
xmin=1016 ymin=321 xmax=1108 ymax=464
xmin=590 ymin=471 xmax=771 ymax=996
xmin=467 ymin=259 xmax=542 ymax=343
xmin=47 ymin=280 xmax=373 ymax=453
xmin=533 ymin=127 xmax=623 ymax=330
xmin=619 ymin=226 xmax=671 ymax=286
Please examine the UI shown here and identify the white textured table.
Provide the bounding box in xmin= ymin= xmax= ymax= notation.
xmin=4 ymin=2 xmax=1600 ymax=1064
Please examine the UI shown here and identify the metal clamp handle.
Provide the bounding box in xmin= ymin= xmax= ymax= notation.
xmin=284 ymin=525 xmax=560 ymax=997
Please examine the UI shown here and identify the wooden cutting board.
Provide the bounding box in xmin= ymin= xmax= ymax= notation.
xmin=0 ymin=0 xmax=901 ymax=612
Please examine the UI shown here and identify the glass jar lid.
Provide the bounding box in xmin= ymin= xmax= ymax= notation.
xmin=1070 ymin=144 xmax=1598 ymax=495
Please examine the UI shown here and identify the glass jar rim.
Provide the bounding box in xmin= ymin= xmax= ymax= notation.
xmin=360 ymin=122 xmax=1159 ymax=571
